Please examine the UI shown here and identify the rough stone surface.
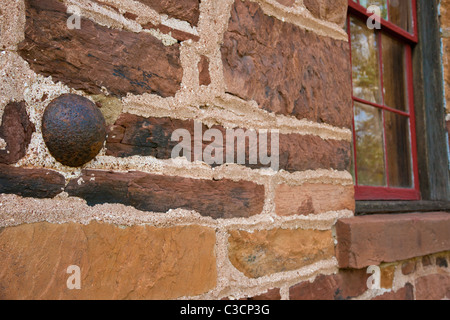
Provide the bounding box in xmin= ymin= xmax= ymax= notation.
xmin=65 ymin=169 xmax=265 ymax=219
xmin=414 ymin=274 xmax=450 ymax=300
xmin=0 ymin=164 xmax=65 ymax=198
xmin=18 ymin=0 xmax=182 ymax=98
xmin=303 ymin=0 xmax=348 ymax=26
xmin=199 ymin=55 xmax=212 ymax=86
xmin=228 ymin=228 xmax=334 ymax=278
xmin=278 ymin=134 xmax=351 ymax=172
xmin=422 ymin=255 xmax=432 ymax=267
xmin=274 ymin=183 xmax=355 ymax=216
xmin=42 ymin=94 xmax=107 ymax=167
xmin=0 ymin=222 xmax=217 ymax=299
xmin=289 ymin=269 xmax=370 ymax=300
xmin=221 ymin=0 xmax=352 ymax=128
xmin=373 ymin=283 xmax=414 ymax=300
xmin=106 ymin=113 xmax=351 ymax=172
xmin=245 ymin=288 xmax=281 ymax=300
xmin=0 ymin=0 xmax=25 ymax=50
xmin=336 ymin=213 xmax=450 ymax=269
xmin=0 ymin=101 xmax=35 ymax=164
xmin=135 ymin=0 xmax=201 ymax=26
xmin=401 ymin=261 xmax=416 ymax=275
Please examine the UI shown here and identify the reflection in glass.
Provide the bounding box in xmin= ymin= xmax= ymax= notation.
xmin=354 ymin=102 xmax=386 ymax=186
xmin=359 ymin=0 xmax=388 ymax=20
xmin=382 ymin=33 xmax=408 ymax=112
xmin=389 ymin=0 xmax=413 ymax=33
xmin=350 ymin=17 xmax=383 ymax=104
xmin=385 ymin=111 xmax=413 ymax=188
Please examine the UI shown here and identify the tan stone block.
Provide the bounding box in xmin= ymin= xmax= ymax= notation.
xmin=380 ymin=264 xmax=396 ymax=289
xmin=275 ymin=183 xmax=355 ymax=216
xmin=0 ymin=222 xmax=217 ymax=300
xmin=228 ymin=228 xmax=334 ymax=278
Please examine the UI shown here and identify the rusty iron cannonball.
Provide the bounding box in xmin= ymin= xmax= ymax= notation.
xmin=42 ymin=94 xmax=106 ymax=167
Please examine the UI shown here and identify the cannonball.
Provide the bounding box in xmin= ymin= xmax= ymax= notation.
xmin=42 ymin=94 xmax=106 ymax=167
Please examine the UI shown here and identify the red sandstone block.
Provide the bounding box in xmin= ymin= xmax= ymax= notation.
xmin=221 ymin=0 xmax=352 ymax=128
xmin=134 ymin=0 xmax=200 ymax=26
xmin=18 ymin=0 xmax=183 ymax=98
xmin=415 ymin=274 xmax=450 ymax=300
xmin=336 ymin=213 xmax=450 ymax=269
xmin=106 ymin=113 xmax=351 ymax=172
xmin=0 ymin=101 xmax=35 ymax=165
xmin=373 ymin=283 xmax=414 ymax=300
xmin=289 ymin=269 xmax=369 ymax=300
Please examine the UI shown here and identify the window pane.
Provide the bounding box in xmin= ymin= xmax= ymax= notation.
xmin=350 ymin=17 xmax=383 ymax=105
xmin=359 ymin=0 xmax=388 ymax=20
xmin=385 ymin=111 xmax=413 ymax=188
xmin=389 ymin=0 xmax=413 ymax=33
xmin=382 ymin=33 xmax=408 ymax=112
xmin=354 ymin=102 xmax=386 ymax=186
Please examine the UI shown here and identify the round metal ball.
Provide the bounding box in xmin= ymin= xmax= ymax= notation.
xmin=42 ymin=94 xmax=106 ymax=167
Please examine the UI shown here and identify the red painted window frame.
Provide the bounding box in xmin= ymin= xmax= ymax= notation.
xmin=348 ymin=0 xmax=421 ymax=201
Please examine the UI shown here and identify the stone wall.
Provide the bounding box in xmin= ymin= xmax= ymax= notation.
xmin=0 ymin=0 xmax=449 ymax=300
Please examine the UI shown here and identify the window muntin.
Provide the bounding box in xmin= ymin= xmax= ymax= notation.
xmin=348 ymin=1 xmax=420 ymax=200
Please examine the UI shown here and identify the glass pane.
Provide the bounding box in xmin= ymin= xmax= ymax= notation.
xmin=359 ymin=0 xmax=388 ymax=20
xmin=350 ymin=17 xmax=383 ymax=105
xmin=389 ymin=0 xmax=413 ymax=33
xmin=382 ymin=33 xmax=408 ymax=112
xmin=354 ymin=102 xmax=386 ymax=186
xmin=385 ymin=111 xmax=413 ymax=188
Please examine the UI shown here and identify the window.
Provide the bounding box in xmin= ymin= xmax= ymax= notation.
xmin=347 ymin=0 xmax=420 ymax=200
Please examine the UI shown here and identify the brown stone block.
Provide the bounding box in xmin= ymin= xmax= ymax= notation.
xmin=336 ymin=213 xmax=450 ymax=269
xmin=0 ymin=164 xmax=65 ymax=198
xmin=228 ymin=228 xmax=334 ymax=278
xmin=0 ymin=222 xmax=217 ymax=299
xmin=135 ymin=0 xmax=201 ymax=26
xmin=199 ymin=55 xmax=212 ymax=86
xmin=289 ymin=268 xmax=370 ymax=300
xmin=278 ymin=135 xmax=351 ymax=172
xmin=221 ymin=0 xmax=352 ymax=128
xmin=18 ymin=0 xmax=182 ymax=98
xmin=65 ymin=169 xmax=265 ymax=219
xmin=401 ymin=260 xmax=416 ymax=275
xmin=0 ymin=101 xmax=35 ymax=164
xmin=274 ymin=183 xmax=355 ymax=216
xmin=105 ymin=113 xmax=351 ymax=172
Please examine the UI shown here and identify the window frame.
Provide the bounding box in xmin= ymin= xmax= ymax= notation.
xmin=347 ymin=0 xmax=421 ymax=201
